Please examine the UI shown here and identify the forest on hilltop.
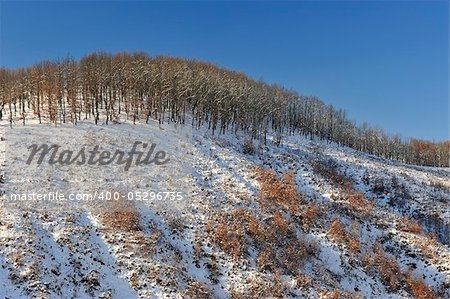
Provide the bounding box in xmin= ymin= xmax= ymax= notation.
xmin=0 ymin=51 xmax=448 ymax=167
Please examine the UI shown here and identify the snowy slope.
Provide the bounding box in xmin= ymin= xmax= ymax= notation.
xmin=0 ymin=112 xmax=449 ymax=299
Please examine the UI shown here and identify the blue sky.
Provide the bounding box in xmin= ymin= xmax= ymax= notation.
xmin=0 ymin=1 xmax=448 ymax=141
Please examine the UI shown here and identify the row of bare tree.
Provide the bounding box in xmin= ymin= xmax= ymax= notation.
xmin=0 ymin=52 xmax=448 ymax=167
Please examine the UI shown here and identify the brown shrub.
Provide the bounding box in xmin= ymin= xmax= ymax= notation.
xmin=247 ymin=215 xmax=260 ymax=236
xmin=272 ymin=270 xmax=286 ymax=298
xmin=295 ymin=273 xmax=312 ymax=291
xmin=400 ymin=216 xmax=423 ymax=235
xmin=280 ymin=241 xmax=307 ymax=274
xmin=416 ymin=233 xmax=439 ymax=259
xmin=257 ymin=169 xmax=302 ymax=214
xmin=348 ymin=239 xmax=361 ymax=255
xmin=232 ymin=207 xmax=251 ymax=221
xmin=320 ymin=290 xmax=363 ymax=299
xmin=406 ymin=269 xmax=437 ymax=299
xmin=302 ymin=202 xmax=321 ymax=231
xmin=100 ymin=198 xmax=141 ymax=232
xmin=247 ymin=214 xmax=276 ymax=246
xmin=273 ymin=211 xmax=290 ymax=236
xmin=246 ymin=273 xmax=276 ymax=298
xmin=328 ymin=219 xmax=348 ymax=244
xmin=372 ymin=243 xmax=402 ymax=291
xmin=328 ymin=219 xmax=361 ymax=256
xmin=214 ymin=221 xmax=246 ymax=260
xmin=182 ymin=280 xmax=214 ymax=299
xmin=256 ymin=247 xmax=277 ymax=272
xmin=320 ymin=290 xmax=342 ymax=299
xmin=348 ymin=192 xmax=373 ymax=216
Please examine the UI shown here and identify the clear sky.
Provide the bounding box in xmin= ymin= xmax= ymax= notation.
xmin=0 ymin=1 xmax=448 ymax=141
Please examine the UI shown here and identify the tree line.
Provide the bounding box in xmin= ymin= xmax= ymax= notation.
xmin=0 ymin=51 xmax=448 ymax=167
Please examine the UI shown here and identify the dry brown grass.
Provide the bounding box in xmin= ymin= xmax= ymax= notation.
xmin=399 ymin=216 xmax=423 ymax=235
xmin=256 ymin=247 xmax=277 ymax=272
xmin=182 ymin=280 xmax=214 ymax=299
xmin=362 ymin=243 xmax=402 ymax=291
xmin=347 ymin=192 xmax=373 ymax=217
xmin=100 ymin=198 xmax=141 ymax=232
xmin=406 ymin=269 xmax=437 ymax=299
xmin=301 ymin=202 xmax=322 ymax=231
xmin=273 ymin=211 xmax=290 ymax=236
xmin=328 ymin=219 xmax=361 ymax=256
xmin=213 ymin=220 xmax=246 ymax=260
xmin=257 ymin=169 xmax=302 ymax=214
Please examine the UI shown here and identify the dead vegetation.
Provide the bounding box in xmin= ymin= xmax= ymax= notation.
xmin=208 ymin=212 xmax=247 ymax=260
xmin=328 ymin=219 xmax=361 ymax=256
xmin=347 ymin=192 xmax=373 ymax=217
xmin=362 ymin=243 xmax=402 ymax=291
xmin=99 ymin=196 xmax=141 ymax=232
xmin=399 ymin=216 xmax=424 ymax=235
xmin=312 ymin=159 xmax=374 ymax=218
xmin=406 ymin=269 xmax=437 ymax=299
xmin=320 ymin=289 xmax=363 ymax=299
xmin=257 ymin=169 xmax=303 ymax=215
xmin=182 ymin=280 xmax=214 ymax=299
xmin=312 ymin=159 xmax=351 ymax=190
xmin=301 ymin=202 xmax=323 ymax=231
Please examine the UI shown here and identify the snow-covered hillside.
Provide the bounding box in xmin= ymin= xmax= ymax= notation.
xmin=0 ymin=113 xmax=449 ymax=299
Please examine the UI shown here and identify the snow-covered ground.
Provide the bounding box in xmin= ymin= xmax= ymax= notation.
xmin=0 ymin=112 xmax=449 ymax=298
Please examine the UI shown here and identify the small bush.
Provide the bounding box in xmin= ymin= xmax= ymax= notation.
xmin=272 ymin=211 xmax=290 ymax=236
xmin=295 ymin=273 xmax=312 ymax=291
xmin=406 ymin=269 xmax=437 ymax=299
xmin=257 ymin=169 xmax=302 ymax=214
xmin=371 ymin=243 xmax=402 ymax=291
xmin=182 ymin=280 xmax=214 ymax=299
xmin=302 ymin=202 xmax=321 ymax=231
xmin=416 ymin=233 xmax=439 ymax=259
xmin=280 ymin=241 xmax=307 ymax=274
xmin=328 ymin=219 xmax=361 ymax=256
xmin=243 ymin=139 xmax=255 ymax=155
xmin=348 ymin=192 xmax=373 ymax=216
xmin=399 ymin=216 xmax=423 ymax=235
xmin=328 ymin=219 xmax=347 ymax=245
xmin=100 ymin=198 xmax=141 ymax=232
xmin=256 ymin=248 xmax=277 ymax=272
xmin=213 ymin=221 xmax=246 ymax=260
